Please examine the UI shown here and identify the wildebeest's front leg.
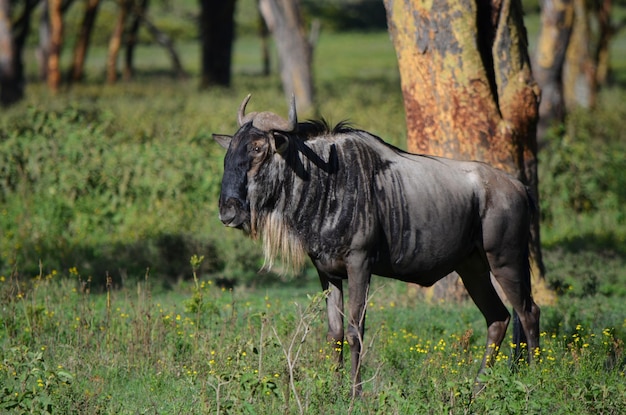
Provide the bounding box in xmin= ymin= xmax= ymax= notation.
xmin=346 ymin=252 xmax=371 ymax=397
xmin=318 ymin=271 xmax=344 ymax=369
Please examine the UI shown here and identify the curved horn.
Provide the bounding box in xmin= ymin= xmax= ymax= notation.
xmin=287 ymin=94 xmax=298 ymax=132
xmin=238 ymin=94 xmax=252 ymax=126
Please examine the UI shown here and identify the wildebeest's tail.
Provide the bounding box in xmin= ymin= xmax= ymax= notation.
xmin=511 ymin=185 xmax=537 ymax=363
xmin=512 ymin=311 xmax=527 ymax=363
xmin=525 ymin=186 xmax=545 ymax=276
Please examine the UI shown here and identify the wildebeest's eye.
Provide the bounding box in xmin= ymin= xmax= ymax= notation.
xmin=249 ymin=141 xmax=264 ymax=156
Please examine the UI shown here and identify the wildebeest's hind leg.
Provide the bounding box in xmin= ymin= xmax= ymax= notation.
xmin=456 ymin=250 xmax=511 ymax=375
xmin=486 ymin=255 xmax=540 ymax=362
xmin=317 ymin=271 xmax=345 ymax=370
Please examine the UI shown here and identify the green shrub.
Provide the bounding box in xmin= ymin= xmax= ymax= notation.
xmin=539 ymin=88 xmax=626 ymax=297
xmin=541 ymin=89 xmax=626 ymax=229
xmin=0 ymin=98 xmax=244 ymax=285
xmin=0 ymin=346 xmax=73 ymax=414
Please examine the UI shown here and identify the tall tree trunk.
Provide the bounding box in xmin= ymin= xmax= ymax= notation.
xmin=259 ymin=0 xmax=314 ymax=112
xmin=1 ymin=0 xmax=37 ymax=106
xmin=594 ymin=0 xmax=613 ymax=87
xmin=0 ymin=0 xmax=16 ymax=105
xmin=37 ymin=1 xmax=50 ymax=80
xmin=534 ymin=0 xmax=574 ymax=144
xmin=68 ymin=0 xmax=100 ymax=83
xmin=259 ymin=9 xmax=270 ymax=76
xmin=107 ymin=0 xmax=129 ymax=84
xmin=563 ymin=0 xmax=595 ymax=110
xmin=47 ymin=0 xmax=64 ymax=92
xmin=198 ymin=0 xmax=236 ymax=88
xmin=124 ymin=0 xmax=148 ymax=81
xmin=536 ymin=0 xmax=619 ymax=130
xmin=385 ymin=0 xmax=552 ymax=303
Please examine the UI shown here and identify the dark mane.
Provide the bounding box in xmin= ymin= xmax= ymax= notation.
xmin=297 ymin=119 xmax=355 ymax=139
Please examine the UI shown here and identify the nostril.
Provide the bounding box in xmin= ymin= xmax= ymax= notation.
xmin=219 ymin=197 xmax=245 ymax=226
xmin=219 ymin=206 xmax=236 ymax=224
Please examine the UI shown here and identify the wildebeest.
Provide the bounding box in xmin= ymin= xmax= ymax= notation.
xmin=214 ymin=95 xmax=540 ymax=396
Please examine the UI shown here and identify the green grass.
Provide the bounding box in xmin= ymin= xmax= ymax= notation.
xmin=1 ymin=269 xmax=625 ymax=413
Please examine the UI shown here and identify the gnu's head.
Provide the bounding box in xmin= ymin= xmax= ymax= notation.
xmin=213 ymin=94 xmax=298 ymax=232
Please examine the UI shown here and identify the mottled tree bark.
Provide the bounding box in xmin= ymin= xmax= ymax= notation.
xmin=259 ymin=0 xmax=314 ymax=112
xmin=69 ymin=0 xmax=100 ymax=83
xmin=199 ymin=0 xmax=236 ymax=88
xmin=384 ymin=0 xmax=551 ymax=302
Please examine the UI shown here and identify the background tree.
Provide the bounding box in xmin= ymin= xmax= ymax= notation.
xmin=37 ymin=0 xmax=50 ymax=80
xmin=198 ymin=0 xmax=237 ymax=88
xmin=258 ymin=10 xmax=270 ymax=76
xmin=384 ymin=0 xmax=552 ymax=302
xmin=125 ymin=1 xmax=187 ymax=80
xmin=534 ymin=0 xmax=573 ymax=143
xmin=124 ymin=0 xmax=149 ymax=80
xmin=37 ymin=0 xmax=72 ymax=88
xmin=535 ymin=0 xmax=626 ymax=142
xmin=68 ymin=0 xmax=100 ymax=83
xmin=47 ymin=0 xmax=64 ymax=92
xmin=107 ymin=0 xmax=130 ymax=84
xmin=259 ymin=0 xmax=314 ymax=111
xmin=0 ymin=0 xmax=15 ymax=105
xmin=0 ymin=0 xmax=37 ymax=105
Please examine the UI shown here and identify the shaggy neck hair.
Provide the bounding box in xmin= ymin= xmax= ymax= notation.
xmin=246 ymin=120 xmax=357 ymax=273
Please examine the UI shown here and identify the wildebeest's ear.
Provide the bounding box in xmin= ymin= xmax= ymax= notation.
xmin=213 ymin=134 xmax=232 ymax=149
xmin=271 ymin=132 xmax=289 ymax=154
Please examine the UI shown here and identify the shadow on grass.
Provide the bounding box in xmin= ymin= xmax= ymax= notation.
xmin=2 ymin=232 xmax=315 ymax=294
xmin=547 ymin=232 xmax=626 ymax=255
xmin=544 ymin=232 xmax=626 ymax=297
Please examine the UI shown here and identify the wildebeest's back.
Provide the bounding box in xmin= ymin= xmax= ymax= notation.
xmin=350 ymin=133 xmax=529 ymax=283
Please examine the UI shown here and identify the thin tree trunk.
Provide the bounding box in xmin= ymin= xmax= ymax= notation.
xmin=68 ymin=0 xmax=100 ymax=83
xmin=259 ymin=9 xmax=270 ymax=76
xmin=47 ymin=0 xmax=64 ymax=92
xmin=1 ymin=0 xmax=37 ymax=105
xmin=107 ymin=0 xmax=129 ymax=84
xmin=0 ymin=0 xmax=15 ymax=105
xmin=259 ymin=0 xmax=314 ymax=112
xmin=124 ymin=0 xmax=148 ymax=81
xmin=136 ymin=9 xmax=187 ymax=79
xmin=563 ymin=0 xmax=595 ymax=110
xmin=198 ymin=0 xmax=236 ymax=88
xmin=37 ymin=1 xmax=50 ymax=80
xmin=534 ymin=0 xmax=574 ymax=144
xmin=385 ymin=0 xmax=551 ymax=303
xmin=594 ymin=0 xmax=612 ymax=86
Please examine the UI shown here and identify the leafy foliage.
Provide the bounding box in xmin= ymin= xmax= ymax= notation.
xmin=0 ymin=92 xmax=262 ymax=286
xmin=1 ymin=346 xmax=73 ymax=414
xmin=539 ymin=89 xmax=626 ymax=297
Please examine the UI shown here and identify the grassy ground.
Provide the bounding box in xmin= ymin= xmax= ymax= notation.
xmin=1 ymin=10 xmax=626 ymax=413
xmin=1 ymin=269 xmax=625 ymax=413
